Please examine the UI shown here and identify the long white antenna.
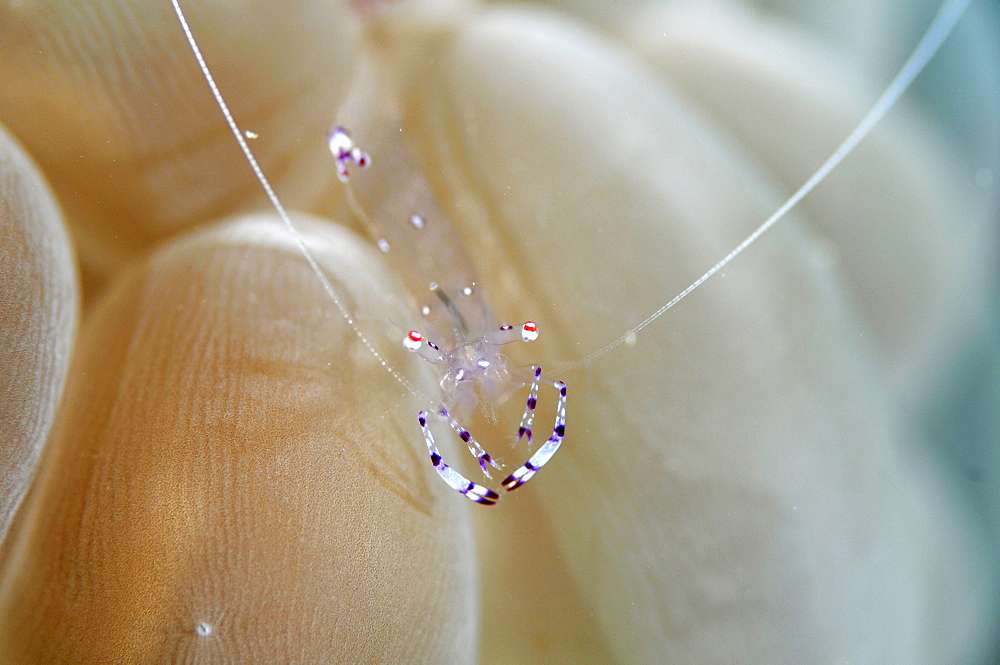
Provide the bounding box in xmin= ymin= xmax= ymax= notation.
xmin=172 ymin=0 xmax=970 ymax=380
xmin=169 ymin=0 xmax=421 ymax=397
xmin=558 ymin=0 xmax=971 ymax=372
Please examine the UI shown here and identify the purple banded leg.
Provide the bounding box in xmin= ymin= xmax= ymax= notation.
xmin=419 ymin=411 xmax=500 ymax=505
xmin=502 ymin=381 xmax=567 ymax=492
xmin=440 ymin=407 xmax=501 ymax=476
xmin=514 ymin=365 xmax=542 ymax=445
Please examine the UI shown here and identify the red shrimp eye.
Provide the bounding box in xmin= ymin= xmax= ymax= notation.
xmin=403 ymin=330 xmax=423 ymax=351
xmin=521 ymin=321 xmax=539 ymax=342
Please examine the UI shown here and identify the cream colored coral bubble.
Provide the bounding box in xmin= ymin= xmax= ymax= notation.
xmin=623 ymin=0 xmax=996 ymax=407
xmin=383 ymin=4 xmax=994 ymax=663
xmin=0 ymin=0 xmax=360 ymax=291
xmin=0 ymin=213 xmax=477 ymax=663
xmin=0 ymin=124 xmax=77 ymax=557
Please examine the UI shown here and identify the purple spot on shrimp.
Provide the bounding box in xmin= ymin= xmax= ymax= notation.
xmin=430 ymin=452 xmax=442 ymax=467
xmin=527 ymin=397 xmax=537 ymax=410
xmin=459 ymin=430 xmax=471 ymax=442
xmin=418 ymin=415 xmax=427 ymax=427
xmin=559 ymin=384 xmax=567 ymax=397
xmin=439 ymin=407 xmax=450 ymax=418
xmin=534 ymin=367 xmax=542 ymax=378
xmin=555 ymin=424 xmax=565 ymax=437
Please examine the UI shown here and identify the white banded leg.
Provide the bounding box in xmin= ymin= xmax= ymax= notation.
xmin=438 ymin=406 xmax=502 ymax=476
xmin=419 ymin=411 xmax=499 ymax=505
xmin=502 ymin=380 xmax=567 ymax=492
xmin=514 ymin=365 xmax=542 ymax=445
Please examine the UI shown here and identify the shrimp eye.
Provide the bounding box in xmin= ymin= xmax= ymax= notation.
xmin=403 ymin=330 xmax=423 ymax=351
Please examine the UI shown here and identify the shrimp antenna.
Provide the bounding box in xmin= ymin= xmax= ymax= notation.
xmin=169 ymin=0 xmax=421 ymax=397
xmin=559 ymin=0 xmax=972 ymax=372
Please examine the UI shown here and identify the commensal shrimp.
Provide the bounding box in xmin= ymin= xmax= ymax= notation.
xmin=170 ymin=0 xmax=566 ymax=504
xmin=329 ymin=87 xmax=567 ymax=504
xmin=169 ymin=0 xmax=973 ymax=504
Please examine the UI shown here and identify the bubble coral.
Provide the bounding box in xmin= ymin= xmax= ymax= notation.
xmin=0 ymin=0 xmax=997 ymax=662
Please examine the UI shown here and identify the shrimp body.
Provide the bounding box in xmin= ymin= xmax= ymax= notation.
xmin=329 ymin=110 xmax=567 ymax=504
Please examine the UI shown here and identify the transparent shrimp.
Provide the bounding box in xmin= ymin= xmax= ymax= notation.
xmin=169 ymin=0 xmax=972 ymax=505
xmin=170 ymin=0 xmax=568 ymax=503
xmin=328 ymin=104 xmax=568 ymax=502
